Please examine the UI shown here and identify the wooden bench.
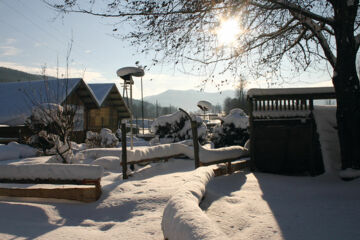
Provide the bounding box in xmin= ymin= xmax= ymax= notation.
xmin=0 ymin=164 xmax=103 ymax=202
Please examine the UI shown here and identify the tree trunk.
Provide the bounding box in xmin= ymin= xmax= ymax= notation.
xmin=333 ymin=2 xmax=360 ymax=171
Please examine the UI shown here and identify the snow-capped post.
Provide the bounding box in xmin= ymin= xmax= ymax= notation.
xmin=121 ymin=122 xmax=128 ymax=179
xmin=179 ymin=108 xmax=200 ymax=169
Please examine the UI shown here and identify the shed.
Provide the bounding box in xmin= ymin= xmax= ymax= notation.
xmin=247 ymin=87 xmax=336 ymax=175
xmin=0 ymin=78 xmax=130 ymax=142
xmin=88 ymin=83 xmax=131 ymax=132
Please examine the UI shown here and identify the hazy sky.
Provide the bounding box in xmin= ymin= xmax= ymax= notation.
xmin=0 ymin=0 xmax=332 ymax=99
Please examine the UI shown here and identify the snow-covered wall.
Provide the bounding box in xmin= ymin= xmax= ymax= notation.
xmin=161 ymin=166 xmax=228 ymax=240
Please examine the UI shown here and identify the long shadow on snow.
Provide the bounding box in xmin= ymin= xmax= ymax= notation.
xmin=0 ymin=201 xmax=59 ymax=239
xmin=254 ymin=172 xmax=360 ymax=240
xmin=200 ymin=171 xmax=248 ymax=211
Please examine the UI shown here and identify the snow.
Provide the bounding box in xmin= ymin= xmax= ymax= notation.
xmin=0 ymin=142 xmax=38 ymax=161
xmin=0 ymin=154 xmax=358 ymax=240
xmin=252 ymin=110 xmax=311 ymax=118
xmin=0 ymin=156 xmax=198 ymax=240
xmin=339 ymin=168 xmax=360 ymax=179
xmin=202 ymin=172 xmax=360 ymax=240
xmin=92 ymin=156 xmax=121 ymax=171
xmin=313 ymin=106 xmax=341 ymax=174
xmin=88 ymin=83 xmax=114 ymax=106
xmin=150 ymin=111 xmax=207 ymax=142
xmin=162 ymin=166 xmax=228 ymax=240
xmin=222 ymin=108 xmax=248 ymax=128
xmin=247 ymin=87 xmax=334 ymax=97
xmin=78 ymin=141 xmax=248 ymax=164
xmin=0 ymin=163 xmax=104 ymax=180
xmin=99 ymin=128 xmax=119 ymax=147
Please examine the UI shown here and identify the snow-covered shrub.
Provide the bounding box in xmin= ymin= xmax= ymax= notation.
xmin=211 ymin=108 xmax=249 ymax=148
xmin=25 ymin=103 xmax=76 ymax=163
xmin=151 ymin=111 xmax=207 ymax=144
xmin=85 ymin=128 xmax=119 ymax=148
xmin=0 ymin=141 xmax=38 ymax=161
xmin=100 ymin=128 xmax=119 ymax=147
xmin=85 ymin=131 xmax=102 ymax=148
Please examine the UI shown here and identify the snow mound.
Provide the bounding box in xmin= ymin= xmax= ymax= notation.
xmin=162 ymin=166 xmax=228 ymax=240
xmin=78 ymin=148 xmax=123 ymax=160
xmin=222 ymin=108 xmax=248 ymax=128
xmin=0 ymin=142 xmax=38 ymax=161
xmin=92 ymin=156 xmax=121 ymax=171
xmin=0 ymin=163 xmax=104 ymax=180
xmin=313 ymin=106 xmax=341 ymax=174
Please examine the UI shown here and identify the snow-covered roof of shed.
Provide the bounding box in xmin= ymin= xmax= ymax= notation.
xmin=88 ymin=83 xmax=114 ymax=106
xmin=0 ymin=78 xmax=98 ymax=126
xmin=88 ymin=82 xmax=131 ymax=119
xmin=248 ymin=87 xmax=335 ymax=98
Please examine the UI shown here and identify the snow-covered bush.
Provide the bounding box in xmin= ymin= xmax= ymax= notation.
xmin=25 ymin=103 xmax=76 ymax=163
xmin=211 ymin=108 xmax=249 ymax=148
xmin=85 ymin=128 xmax=119 ymax=148
xmin=0 ymin=142 xmax=38 ymax=161
xmin=151 ymin=111 xmax=207 ymax=144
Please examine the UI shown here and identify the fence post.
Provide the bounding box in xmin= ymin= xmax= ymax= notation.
xmin=121 ymin=123 xmax=128 ymax=179
xmin=179 ymin=108 xmax=200 ymax=169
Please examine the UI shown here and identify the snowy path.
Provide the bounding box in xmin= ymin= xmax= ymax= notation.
xmin=202 ymin=171 xmax=360 ymax=240
xmin=0 ymin=158 xmax=195 ymax=240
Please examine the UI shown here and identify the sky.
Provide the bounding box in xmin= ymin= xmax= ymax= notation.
xmin=0 ymin=0 xmax=333 ymax=99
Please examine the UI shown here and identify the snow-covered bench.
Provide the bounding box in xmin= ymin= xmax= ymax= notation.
xmin=0 ymin=164 xmax=104 ymax=202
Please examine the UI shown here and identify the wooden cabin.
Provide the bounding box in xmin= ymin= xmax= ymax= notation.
xmin=247 ymin=87 xmax=336 ymax=175
xmin=88 ymin=83 xmax=131 ymax=132
xmin=0 ymin=79 xmax=131 ymax=143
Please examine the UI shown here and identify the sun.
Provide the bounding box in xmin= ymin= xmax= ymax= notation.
xmin=216 ymin=18 xmax=241 ymax=46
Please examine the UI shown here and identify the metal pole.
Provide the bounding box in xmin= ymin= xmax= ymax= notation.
xmin=141 ymin=77 xmax=144 ymax=134
xmin=121 ymin=122 xmax=128 ymax=179
xmin=130 ymin=77 xmax=133 ymax=150
xmin=179 ymin=108 xmax=200 ymax=168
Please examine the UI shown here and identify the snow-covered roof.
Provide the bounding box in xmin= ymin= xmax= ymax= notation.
xmin=88 ymin=83 xmax=131 ymax=119
xmin=88 ymin=83 xmax=114 ymax=106
xmin=248 ymin=87 xmax=335 ymax=98
xmin=0 ymin=78 xmax=99 ymax=126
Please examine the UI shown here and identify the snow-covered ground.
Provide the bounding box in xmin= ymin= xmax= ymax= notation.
xmin=1 ymin=105 xmax=359 ymax=239
xmin=202 ymin=171 xmax=360 ymax=240
xmin=1 ymin=156 xmax=359 ymax=240
xmin=0 ymin=156 xmax=197 ymax=240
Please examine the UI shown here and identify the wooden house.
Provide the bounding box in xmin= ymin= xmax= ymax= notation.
xmin=88 ymin=83 xmax=131 ymax=132
xmin=0 ymin=79 xmax=131 ymax=142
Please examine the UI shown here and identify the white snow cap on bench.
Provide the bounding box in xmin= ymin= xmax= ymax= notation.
xmin=0 ymin=164 xmax=104 ymax=180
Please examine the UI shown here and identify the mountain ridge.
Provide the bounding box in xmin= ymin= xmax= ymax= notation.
xmin=143 ymin=88 xmax=235 ymax=112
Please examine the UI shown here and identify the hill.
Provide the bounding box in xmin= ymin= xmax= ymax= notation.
xmin=143 ymin=89 xmax=235 ymax=112
xmin=0 ymin=67 xmax=54 ymax=82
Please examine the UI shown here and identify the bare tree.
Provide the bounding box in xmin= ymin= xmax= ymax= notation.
xmin=46 ymin=0 xmax=360 ymax=172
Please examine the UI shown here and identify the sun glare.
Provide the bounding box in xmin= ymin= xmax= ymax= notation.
xmin=216 ymin=18 xmax=241 ymax=46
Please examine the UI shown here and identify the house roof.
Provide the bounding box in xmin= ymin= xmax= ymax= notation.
xmin=88 ymin=83 xmax=131 ymax=120
xmin=88 ymin=83 xmax=114 ymax=106
xmin=0 ymin=78 xmax=99 ymax=126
